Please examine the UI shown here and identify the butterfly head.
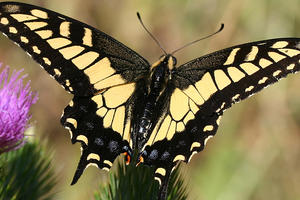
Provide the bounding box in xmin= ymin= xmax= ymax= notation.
xmin=151 ymin=54 xmax=177 ymax=71
xmin=166 ymin=55 xmax=177 ymax=70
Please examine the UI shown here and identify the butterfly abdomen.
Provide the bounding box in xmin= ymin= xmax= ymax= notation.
xmin=133 ymin=55 xmax=174 ymax=151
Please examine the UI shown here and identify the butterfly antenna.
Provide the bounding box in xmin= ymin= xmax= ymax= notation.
xmin=171 ymin=23 xmax=224 ymax=55
xmin=137 ymin=12 xmax=167 ymax=55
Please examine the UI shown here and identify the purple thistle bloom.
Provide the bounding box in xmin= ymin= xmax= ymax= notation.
xmin=0 ymin=64 xmax=37 ymax=154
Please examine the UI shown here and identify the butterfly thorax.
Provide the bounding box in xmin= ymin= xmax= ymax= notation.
xmin=134 ymin=55 xmax=176 ymax=152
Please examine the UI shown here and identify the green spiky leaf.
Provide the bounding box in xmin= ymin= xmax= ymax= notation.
xmin=94 ymin=162 xmax=188 ymax=200
xmin=0 ymin=141 xmax=57 ymax=200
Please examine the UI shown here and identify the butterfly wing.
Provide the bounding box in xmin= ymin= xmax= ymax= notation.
xmin=0 ymin=2 xmax=150 ymax=183
xmin=63 ymin=79 xmax=147 ymax=184
xmin=0 ymin=2 xmax=149 ymax=96
xmin=140 ymin=38 xmax=300 ymax=184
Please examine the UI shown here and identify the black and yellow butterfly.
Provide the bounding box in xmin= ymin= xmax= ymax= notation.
xmin=0 ymin=2 xmax=300 ymax=199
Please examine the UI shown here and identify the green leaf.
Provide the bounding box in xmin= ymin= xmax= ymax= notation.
xmin=0 ymin=141 xmax=57 ymax=200
xmin=94 ymin=161 xmax=188 ymax=200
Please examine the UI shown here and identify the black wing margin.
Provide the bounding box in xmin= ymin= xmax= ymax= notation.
xmin=0 ymin=2 xmax=149 ymax=96
xmin=141 ymin=38 xmax=300 ymax=185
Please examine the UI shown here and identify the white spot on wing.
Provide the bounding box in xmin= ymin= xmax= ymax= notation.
xmin=83 ymin=28 xmax=93 ymax=47
xmin=24 ymin=21 xmax=48 ymax=31
xmin=43 ymin=57 xmax=51 ymax=65
xmin=272 ymin=70 xmax=281 ymax=77
xmin=258 ymin=77 xmax=268 ymax=84
xmin=35 ymin=30 xmax=53 ymax=39
xmin=30 ymin=9 xmax=48 ymax=19
xmin=85 ymin=163 xmax=98 ymax=169
xmin=8 ymin=26 xmax=17 ymax=34
xmin=54 ymin=68 xmax=61 ymax=76
xmin=245 ymin=85 xmax=254 ymax=92
xmin=214 ymin=70 xmax=231 ymax=90
xmin=0 ymin=17 xmax=9 ymax=25
xmin=268 ymin=52 xmax=286 ymax=62
xmin=59 ymin=21 xmax=71 ymax=37
xmin=224 ymin=48 xmax=240 ymax=65
xmin=32 ymin=46 xmax=41 ymax=54
xmin=287 ymin=64 xmax=295 ymax=70
xmin=278 ymin=48 xmax=300 ymax=57
xmin=259 ymin=58 xmax=273 ymax=68
xmin=20 ymin=36 xmax=29 ymax=43
xmin=245 ymin=46 xmax=258 ymax=61
xmin=272 ymin=41 xmax=289 ymax=49
xmin=11 ymin=14 xmax=38 ymax=22
xmin=47 ymin=37 xmax=71 ymax=49
xmin=203 ymin=125 xmax=213 ymax=132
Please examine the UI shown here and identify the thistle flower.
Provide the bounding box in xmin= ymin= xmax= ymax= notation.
xmin=0 ymin=64 xmax=37 ymax=154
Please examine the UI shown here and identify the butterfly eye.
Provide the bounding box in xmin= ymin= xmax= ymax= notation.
xmin=167 ymin=56 xmax=177 ymax=70
xmin=172 ymin=56 xmax=177 ymax=66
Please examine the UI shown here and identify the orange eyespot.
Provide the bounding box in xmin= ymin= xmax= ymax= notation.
xmin=123 ymin=152 xmax=131 ymax=165
xmin=136 ymin=156 xmax=144 ymax=166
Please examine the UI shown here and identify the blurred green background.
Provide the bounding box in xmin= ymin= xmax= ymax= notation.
xmin=0 ymin=0 xmax=300 ymax=199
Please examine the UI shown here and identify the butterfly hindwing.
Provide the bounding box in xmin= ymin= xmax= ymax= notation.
xmin=61 ymin=79 xmax=148 ymax=184
xmin=140 ymin=82 xmax=222 ymax=185
xmin=0 ymin=2 xmax=149 ymax=96
xmin=141 ymin=38 xmax=300 ymax=184
xmin=61 ymin=95 xmax=128 ymax=184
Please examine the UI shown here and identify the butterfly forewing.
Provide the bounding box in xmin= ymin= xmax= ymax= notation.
xmin=0 ymin=2 xmax=149 ymax=96
xmin=174 ymin=38 xmax=300 ymax=114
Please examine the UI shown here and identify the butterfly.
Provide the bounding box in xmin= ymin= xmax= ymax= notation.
xmin=0 ymin=2 xmax=299 ymax=200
